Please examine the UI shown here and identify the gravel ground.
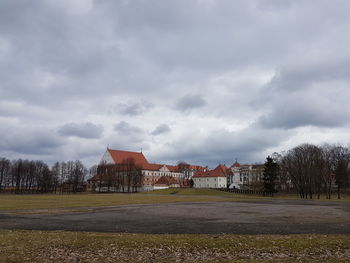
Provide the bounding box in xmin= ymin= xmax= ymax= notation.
xmin=0 ymin=200 xmax=349 ymax=234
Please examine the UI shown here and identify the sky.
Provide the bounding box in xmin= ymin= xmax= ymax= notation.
xmin=1 ymin=0 xmax=350 ymax=168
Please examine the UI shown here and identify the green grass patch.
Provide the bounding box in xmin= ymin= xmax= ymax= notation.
xmin=0 ymin=230 xmax=349 ymax=263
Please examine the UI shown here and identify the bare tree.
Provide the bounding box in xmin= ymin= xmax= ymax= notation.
xmin=118 ymin=158 xmax=142 ymax=193
xmin=331 ymin=146 xmax=350 ymax=199
xmin=96 ymin=164 xmax=119 ymax=192
xmin=177 ymin=161 xmax=190 ymax=187
xmin=0 ymin=158 xmax=10 ymax=191
xmin=281 ymin=144 xmax=324 ymax=199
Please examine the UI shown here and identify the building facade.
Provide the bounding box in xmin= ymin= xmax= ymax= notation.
xmin=89 ymin=148 xmax=205 ymax=191
xmin=227 ymin=161 xmax=265 ymax=190
xmin=193 ymin=164 xmax=231 ymax=188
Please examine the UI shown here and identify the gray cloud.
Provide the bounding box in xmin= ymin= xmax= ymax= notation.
xmin=151 ymin=124 xmax=171 ymax=136
xmin=175 ymin=94 xmax=207 ymax=111
xmin=116 ymin=102 xmax=153 ymax=116
xmin=258 ymin=99 xmax=349 ymax=129
xmin=152 ymin=125 xmax=292 ymax=168
xmin=58 ymin=122 xmax=103 ymax=139
xmin=0 ymin=127 xmax=65 ymax=156
xmin=1 ymin=0 xmax=350 ymax=166
xmin=255 ymin=60 xmax=350 ymax=129
xmin=114 ymin=121 xmax=143 ymax=135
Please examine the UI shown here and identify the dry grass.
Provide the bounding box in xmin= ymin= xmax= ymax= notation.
xmin=0 ymin=192 xmax=249 ymax=211
xmin=0 ymin=230 xmax=349 ymax=263
xmin=0 ymin=189 xmax=348 ymax=211
xmin=145 ymin=188 xmax=350 ymax=201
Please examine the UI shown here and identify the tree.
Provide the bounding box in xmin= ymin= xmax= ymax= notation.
xmin=332 ymin=146 xmax=350 ymax=199
xmin=263 ymin=156 xmax=279 ymax=196
xmin=71 ymin=161 xmax=87 ymax=193
xmin=96 ymin=164 xmax=119 ymax=192
xmin=0 ymin=158 xmax=11 ymax=191
xmin=119 ymin=158 xmax=142 ymax=193
xmin=177 ymin=161 xmax=191 ymax=187
xmin=281 ymin=144 xmax=324 ymax=199
xmin=189 ymin=178 xmax=194 ymax=188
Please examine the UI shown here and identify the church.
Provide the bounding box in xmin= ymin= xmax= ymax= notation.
xmin=88 ymin=148 xmax=206 ymax=192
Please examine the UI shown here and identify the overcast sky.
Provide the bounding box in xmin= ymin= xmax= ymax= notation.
xmin=1 ymin=0 xmax=350 ymax=168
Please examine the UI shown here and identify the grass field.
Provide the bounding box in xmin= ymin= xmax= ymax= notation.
xmin=0 ymin=230 xmax=349 ymax=263
xmin=0 ymin=189 xmax=349 ymax=211
xmin=1 ymin=191 xmax=349 ymax=262
xmin=143 ymin=188 xmax=350 ymax=200
xmin=0 ymin=190 xmax=248 ymax=211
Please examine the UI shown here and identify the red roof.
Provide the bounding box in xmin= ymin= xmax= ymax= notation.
xmin=142 ymin=163 xmax=163 ymax=171
xmin=154 ymin=176 xmax=179 ymax=186
xmin=230 ymin=161 xmax=240 ymax=168
xmin=107 ymin=149 xmax=149 ymax=167
xmin=106 ymin=148 xmax=204 ymax=173
xmin=188 ymin=165 xmax=207 ymax=171
xmin=193 ymin=164 xmax=230 ymax=178
xmin=167 ymin=165 xmax=180 ymax=172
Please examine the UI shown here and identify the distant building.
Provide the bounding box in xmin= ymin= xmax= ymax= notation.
xmin=88 ymin=148 xmax=205 ymax=192
xmin=153 ymin=176 xmax=180 ymax=189
xmin=192 ymin=164 xmax=231 ymax=188
xmin=227 ymin=161 xmax=264 ymax=190
xmin=227 ymin=161 xmax=241 ymax=189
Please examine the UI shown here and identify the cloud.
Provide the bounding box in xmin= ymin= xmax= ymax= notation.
xmin=151 ymin=125 xmax=292 ymax=167
xmin=114 ymin=121 xmax=143 ymax=135
xmin=175 ymin=94 xmax=207 ymax=111
xmin=0 ymin=123 xmax=65 ymax=156
xmin=116 ymin=101 xmax=153 ymax=116
xmin=1 ymin=0 xmax=350 ymax=167
xmin=58 ymin=122 xmax=103 ymax=139
xmin=151 ymin=124 xmax=171 ymax=136
xmin=255 ymin=62 xmax=350 ymax=129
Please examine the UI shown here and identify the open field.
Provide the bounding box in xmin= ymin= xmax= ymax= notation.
xmin=1 ymin=190 xmax=349 ymax=234
xmin=2 ymin=189 xmax=349 ymax=211
xmin=0 ymin=230 xmax=349 ymax=263
xmin=1 ymin=190 xmax=349 ymax=262
xmin=0 ymin=190 xmax=246 ymax=211
xmin=0 ymin=200 xmax=349 ymax=234
xmin=146 ymin=188 xmax=350 ymax=201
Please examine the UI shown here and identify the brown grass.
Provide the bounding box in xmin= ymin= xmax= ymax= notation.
xmin=0 ymin=230 xmax=349 ymax=263
xmin=1 ymin=189 xmax=348 ymax=211
xmin=0 ymin=192 xmax=251 ymax=211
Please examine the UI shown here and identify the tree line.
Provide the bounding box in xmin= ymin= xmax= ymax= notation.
xmin=0 ymin=158 xmax=87 ymax=193
xmin=263 ymin=143 xmax=350 ymax=199
xmin=94 ymin=158 xmax=143 ymax=193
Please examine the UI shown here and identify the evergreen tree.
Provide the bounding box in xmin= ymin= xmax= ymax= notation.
xmin=263 ymin=156 xmax=279 ymax=196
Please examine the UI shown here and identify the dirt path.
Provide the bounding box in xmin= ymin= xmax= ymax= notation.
xmin=0 ymin=200 xmax=349 ymax=234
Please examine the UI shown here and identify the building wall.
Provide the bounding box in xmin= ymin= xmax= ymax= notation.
xmin=142 ymin=174 xmax=161 ymax=186
xmin=100 ymin=150 xmax=114 ymax=164
xmin=228 ymin=168 xmax=241 ymax=187
xmin=193 ymin=177 xmax=227 ymax=188
xmin=228 ymin=165 xmax=265 ymax=189
xmin=142 ymin=170 xmax=183 ymax=178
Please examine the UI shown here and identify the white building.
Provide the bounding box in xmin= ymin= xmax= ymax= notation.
xmin=227 ymin=161 xmax=241 ymax=189
xmin=193 ymin=164 xmax=230 ymax=188
xmin=227 ymin=161 xmax=265 ymax=190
